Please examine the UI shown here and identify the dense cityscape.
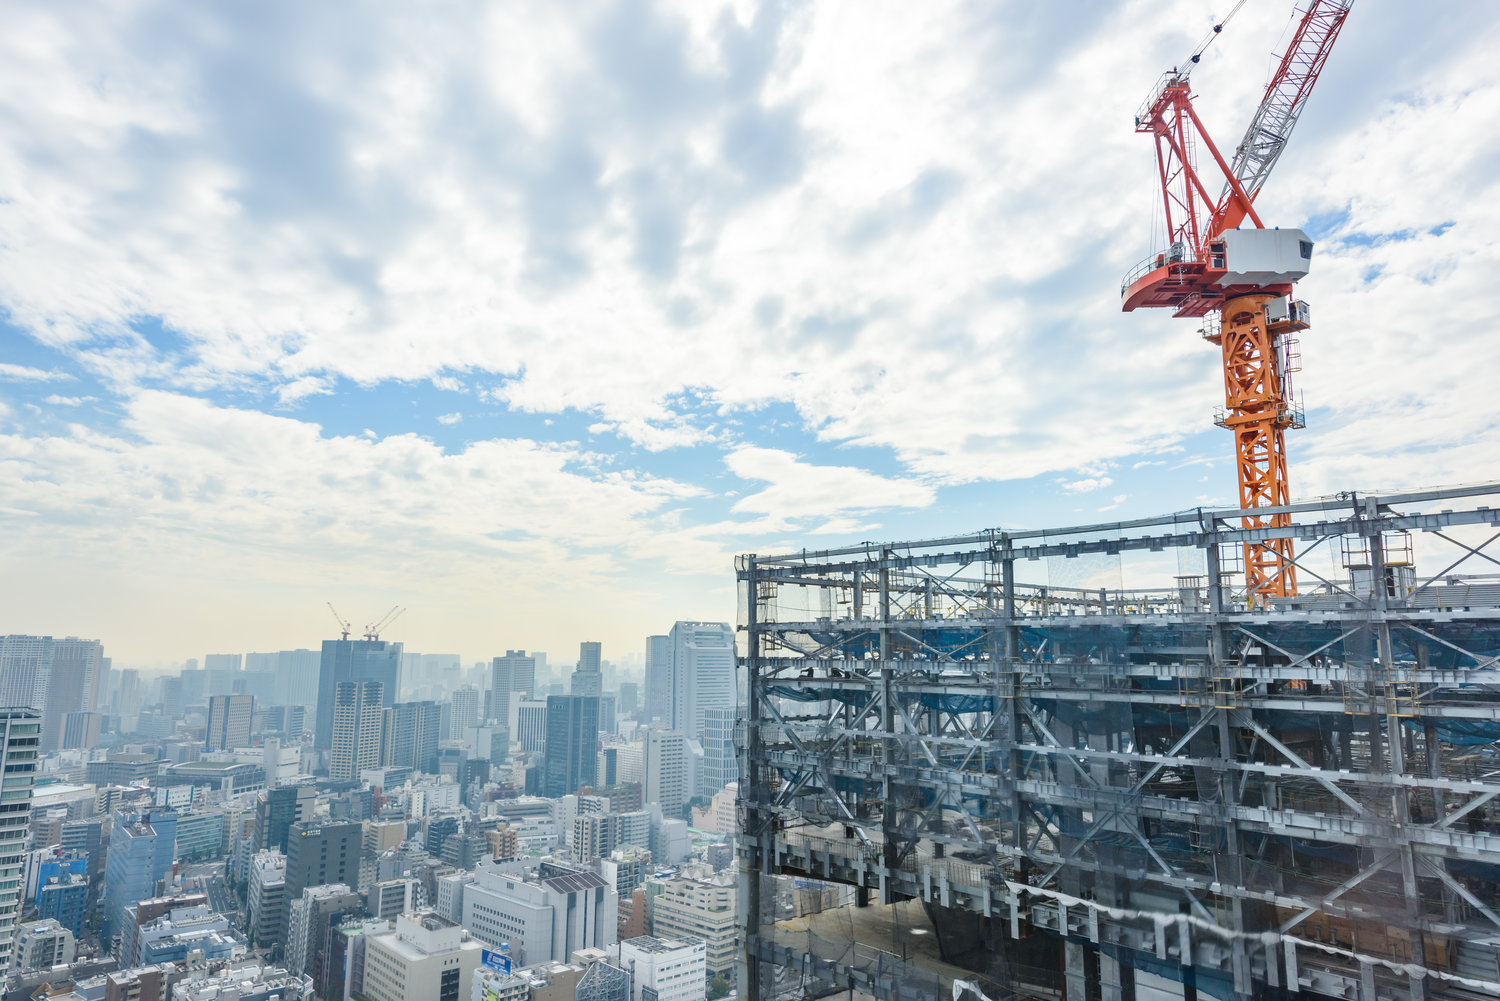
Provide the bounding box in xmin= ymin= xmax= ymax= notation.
xmin=0 ymin=627 xmax=742 ymax=1001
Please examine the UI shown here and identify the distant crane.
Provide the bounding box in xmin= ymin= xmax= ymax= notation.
xmin=364 ymin=606 xmax=406 ymax=641
xmin=326 ymin=602 xmax=352 ymax=641
xmin=1122 ymin=1 xmax=1353 ymax=604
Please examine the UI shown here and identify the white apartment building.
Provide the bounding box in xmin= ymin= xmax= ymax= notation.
xmin=648 ymin=867 xmax=736 ymax=977
xmin=460 ymin=859 xmax=616 ymax=967
xmin=362 ymin=911 xmax=482 ymax=1001
xmin=330 ymin=681 xmax=384 ymax=783
xmin=618 ymin=936 xmax=706 ymax=1001
xmin=450 ymin=686 xmax=481 ymax=734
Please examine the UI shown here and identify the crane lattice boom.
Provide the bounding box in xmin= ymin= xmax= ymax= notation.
xmin=1221 ymin=1 xmax=1354 ymax=230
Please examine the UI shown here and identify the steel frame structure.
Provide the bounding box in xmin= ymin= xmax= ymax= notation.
xmin=737 ymin=483 xmax=1500 ymax=1001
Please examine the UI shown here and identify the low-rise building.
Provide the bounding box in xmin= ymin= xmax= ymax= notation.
xmin=471 ymin=965 xmax=531 ymax=1001
xmin=11 ymin=919 xmax=76 ymax=972
xmin=435 ymin=871 xmax=476 ymax=923
xmin=362 ymin=911 xmax=482 ymax=1001
xmin=618 ymin=936 xmax=706 ymax=1001
xmin=36 ymin=873 xmax=88 ymax=938
xmin=116 ymin=893 xmax=209 ymax=972
xmin=132 ymin=904 xmax=245 ymax=966
xmin=170 ymin=962 xmax=315 ymax=1001
xmin=461 ymin=859 xmax=616 ymax=967
xmin=575 ymin=958 xmax=630 ymax=1001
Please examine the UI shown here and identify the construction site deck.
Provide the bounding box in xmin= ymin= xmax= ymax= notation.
xmin=736 ymin=482 xmax=1500 ymax=1001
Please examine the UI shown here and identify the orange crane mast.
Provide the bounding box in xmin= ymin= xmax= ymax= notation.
xmin=1122 ymin=0 xmax=1353 ymax=604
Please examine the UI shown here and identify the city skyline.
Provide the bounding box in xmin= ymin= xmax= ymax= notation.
xmin=4 ymin=2 xmax=1497 ymax=664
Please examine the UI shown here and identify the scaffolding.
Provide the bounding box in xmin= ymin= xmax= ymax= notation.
xmin=736 ymin=483 xmax=1500 ymax=1001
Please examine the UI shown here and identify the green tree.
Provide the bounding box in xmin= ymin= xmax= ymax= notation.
xmin=707 ymin=974 xmax=733 ymax=999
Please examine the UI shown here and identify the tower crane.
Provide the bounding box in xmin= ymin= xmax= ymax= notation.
xmin=364 ymin=605 xmax=405 ymax=641
xmin=326 ymin=602 xmax=352 ymax=641
xmin=1122 ymin=1 xmax=1353 ymax=603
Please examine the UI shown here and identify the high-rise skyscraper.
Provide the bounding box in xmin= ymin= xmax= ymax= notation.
xmin=274 ymin=649 xmax=321 ymax=706
xmin=315 ymin=640 xmax=401 ymax=759
xmin=41 ymin=638 xmax=105 ymax=752
xmin=0 ymin=709 xmax=40 ymax=972
xmin=489 ymin=651 xmax=536 ymax=731
xmin=383 ymin=700 xmax=440 ymax=774
xmin=571 ymin=668 xmax=603 ymax=697
xmin=699 ymin=706 xmax=738 ymax=797
xmin=668 ymin=622 xmax=735 ymax=742
xmin=0 ymin=636 xmax=53 ymax=712
xmin=161 ymin=676 xmax=184 ymax=720
xmin=578 ymin=641 xmax=602 ymax=673
xmin=543 ymin=695 xmax=599 ymax=798
xmin=203 ymin=653 xmax=242 ymax=699
xmin=205 ymin=694 xmax=255 ymax=751
xmin=642 ymin=728 xmax=687 ymax=818
xmin=644 ymin=635 xmax=671 ymax=724
xmin=618 ymin=682 xmax=639 ymax=716
xmin=450 ymin=685 xmax=480 ymax=734
xmin=116 ymin=668 xmax=141 ymax=716
xmin=330 ymin=681 xmax=384 ymax=783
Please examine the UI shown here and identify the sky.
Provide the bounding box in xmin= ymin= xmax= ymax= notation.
xmin=2 ymin=0 xmax=1498 ymax=670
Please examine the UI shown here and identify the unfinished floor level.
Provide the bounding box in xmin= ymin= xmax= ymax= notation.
xmin=736 ymin=484 xmax=1500 ymax=1001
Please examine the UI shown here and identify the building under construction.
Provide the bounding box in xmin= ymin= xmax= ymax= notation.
xmin=736 ymin=484 xmax=1500 ymax=1001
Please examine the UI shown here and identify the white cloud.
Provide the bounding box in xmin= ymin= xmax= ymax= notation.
xmin=276 ymin=376 xmax=335 ymax=406
xmin=1061 ymin=477 xmax=1113 ymax=494
xmin=436 ymin=412 xmax=462 ymax=425
xmin=0 ymin=393 xmax=721 ymax=648
xmin=42 ymin=394 xmax=93 ymax=406
xmin=726 ymin=446 xmax=933 ymax=522
xmin=0 ymin=363 xmax=71 ymax=382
